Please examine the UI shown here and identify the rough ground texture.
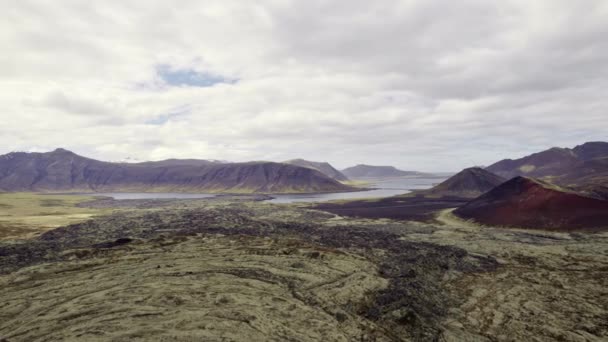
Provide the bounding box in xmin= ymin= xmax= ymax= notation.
xmin=0 ymin=196 xmax=606 ymax=341
xmin=0 ymin=198 xmax=495 ymax=341
xmin=0 ymin=235 xmax=388 ymax=341
xmin=430 ymin=209 xmax=608 ymax=341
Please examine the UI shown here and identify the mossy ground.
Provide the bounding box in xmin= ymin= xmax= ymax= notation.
xmin=0 ymin=196 xmax=606 ymax=341
xmin=0 ymin=193 xmax=109 ymax=240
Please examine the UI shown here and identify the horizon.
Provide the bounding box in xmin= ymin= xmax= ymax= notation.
xmin=3 ymin=140 xmax=600 ymax=172
xmin=2 ymin=142 xmax=603 ymax=173
xmin=2 ymin=1 xmax=608 ymax=171
xmin=2 ymin=3 xmax=608 ymax=340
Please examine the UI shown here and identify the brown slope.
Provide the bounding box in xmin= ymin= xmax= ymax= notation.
xmin=418 ymin=167 xmax=506 ymax=198
xmin=575 ymin=184 xmax=608 ymax=201
xmin=0 ymin=149 xmax=354 ymax=193
xmin=283 ymin=159 xmax=348 ymax=181
xmin=556 ymin=157 xmax=608 ymax=186
xmin=486 ymin=141 xmax=608 ymax=180
xmin=572 ymin=141 xmax=608 ymax=161
xmin=454 ymin=177 xmax=608 ymax=231
xmin=485 ymin=147 xmax=579 ymax=179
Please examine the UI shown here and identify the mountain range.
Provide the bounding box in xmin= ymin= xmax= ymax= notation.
xmin=431 ymin=141 xmax=608 ymax=230
xmin=0 ymin=149 xmax=354 ymax=194
xmin=486 ymin=141 xmax=608 ymax=187
xmin=283 ymin=159 xmax=348 ymax=181
xmin=341 ymin=164 xmax=431 ymax=179
xmin=389 ymin=141 xmax=608 ymax=230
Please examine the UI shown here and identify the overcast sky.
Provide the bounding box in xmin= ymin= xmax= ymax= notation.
xmin=1 ymin=1 xmax=607 ymax=171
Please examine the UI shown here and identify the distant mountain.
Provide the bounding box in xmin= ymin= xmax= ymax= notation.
xmin=283 ymin=159 xmax=348 ymax=181
xmin=454 ymin=177 xmax=608 ymax=231
xmin=572 ymin=141 xmax=608 ymax=161
xmin=486 ymin=147 xmax=579 ymax=179
xmin=0 ymin=149 xmax=354 ymax=194
xmin=556 ymin=157 xmax=608 ymax=187
xmin=486 ymin=142 xmax=608 ymax=183
xmin=418 ymin=167 xmax=506 ymax=198
xmin=341 ymin=164 xmax=431 ymax=179
xmin=134 ymin=159 xmax=224 ymax=167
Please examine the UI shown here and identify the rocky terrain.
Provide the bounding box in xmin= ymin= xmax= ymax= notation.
xmin=284 ymin=159 xmax=349 ymax=181
xmin=424 ymin=209 xmax=608 ymax=341
xmin=1 ymin=234 xmax=388 ymax=341
xmin=454 ymin=176 xmax=608 ymax=231
xmin=341 ymin=165 xmax=431 ymax=179
xmin=0 ymin=149 xmax=353 ymax=194
xmin=0 ymin=194 xmax=606 ymax=341
xmin=0 ymin=196 xmax=496 ymax=341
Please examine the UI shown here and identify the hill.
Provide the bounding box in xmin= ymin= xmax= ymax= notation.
xmin=577 ymin=184 xmax=608 ymax=201
xmin=556 ymin=157 xmax=608 ymax=187
xmin=572 ymin=141 xmax=608 ymax=160
xmin=0 ymin=149 xmax=354 ymax=194
xmin=486 ymin=142 xmax=608 ymax=183
xmin=418 ymin=167 xmax=506 ymax=198
xmin=486 ymin=147 xmax=579 ymax=179
xmin=454 ymin=176 xmax=608 ymax=230
xmin=283 ymin=159 xmax=348 ymax=181
xmin=341 ymin=164 xmax=431 ymax=179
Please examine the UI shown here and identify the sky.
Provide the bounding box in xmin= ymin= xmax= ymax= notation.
xmin=1 ymin=1 xmax=607 ymax=171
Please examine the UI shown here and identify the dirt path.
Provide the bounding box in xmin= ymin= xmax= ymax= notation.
xmin=435 ymin=208 xmax=480 ymax=228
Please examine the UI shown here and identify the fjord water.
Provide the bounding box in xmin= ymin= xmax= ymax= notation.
xmin=88 ymin=193 xmax=217 ymax=200
xmin=268 ymin=176 xmax=447 ymax=203
xmin=90 ymin=176 xmax=447 ymax=203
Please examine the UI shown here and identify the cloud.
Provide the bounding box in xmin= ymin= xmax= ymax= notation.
xmin=44 ymin=91 xmax=111 ymax=116
xmin=1 ymin=0 xmax=607 ymax=171
xmin=145 ymin=105 xmax=192 ymax=125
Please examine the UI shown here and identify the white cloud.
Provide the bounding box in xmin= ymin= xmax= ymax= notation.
xmin=1 ymin=0 xmax=607 ymax=171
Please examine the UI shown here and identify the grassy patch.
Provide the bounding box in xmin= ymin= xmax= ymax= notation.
xmin=0 ymin=193 xmax=108 ymax=240
xmin=39 ymin=199 xmax=67 ymax=207
xmin=340 ymin=179 xmax=373 ymax=188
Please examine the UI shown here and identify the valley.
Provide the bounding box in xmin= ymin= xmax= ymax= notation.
xmin=4 ymin=2 xmax=608 ymax=341
xmin=1 ymin=142 xmax=608 ymax=341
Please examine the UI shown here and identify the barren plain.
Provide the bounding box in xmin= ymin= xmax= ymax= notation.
xmin=0 ymin=194 xmax=606 ymax=341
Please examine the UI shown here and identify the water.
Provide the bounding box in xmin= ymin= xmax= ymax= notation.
xmin=83 ymin=176 xmax=448 ymax=203
xmin=267 ymin=176 xmax=447 ymax=203
xmin=88 ymin=192 xmax=216 ymax=200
